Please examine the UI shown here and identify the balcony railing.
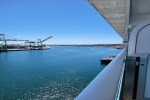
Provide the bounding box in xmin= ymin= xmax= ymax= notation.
xmin=75 ymin=48 xmax=127 ymax=100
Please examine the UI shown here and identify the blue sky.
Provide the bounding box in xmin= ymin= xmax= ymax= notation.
xmin=0 ymin=0 xmax=122 ymax=44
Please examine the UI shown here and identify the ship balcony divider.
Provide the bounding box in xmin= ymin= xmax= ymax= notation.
xmin=75 ymin=48 xmax=127 ymax=100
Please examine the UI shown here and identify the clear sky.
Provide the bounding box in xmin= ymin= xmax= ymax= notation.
xmin=0 ymin=0 xmax=122 ymax=44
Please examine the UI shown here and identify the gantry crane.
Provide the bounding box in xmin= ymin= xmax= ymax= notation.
xmin=24 ymin=41 xmax=36 ymax=49
xmin=0 ymin=34 xmax=7 ymax=51
xmin=37 ymin=36 xmax=53 ymax=49
xmin=0 ymin=34 xmax=29 ymax=51
xmin=0 ymin=34 xmax=53 ymax=51
xmin=25 ymin=36 xmax=53 ymax=50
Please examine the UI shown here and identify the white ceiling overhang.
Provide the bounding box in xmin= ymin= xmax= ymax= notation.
xmin=88 ymin=0 xmax=128 ymax=40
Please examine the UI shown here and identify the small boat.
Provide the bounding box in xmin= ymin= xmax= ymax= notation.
xmin=115 ymin=46 xmax=124 ymax=49
xmin=100 ymin=55 xmax=116 ymax=64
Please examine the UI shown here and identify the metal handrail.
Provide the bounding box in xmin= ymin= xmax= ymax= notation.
xmin=115 ymin=63 xmax=125 ymax=100
xmin=75 ymin=48 xmax=127 ymax=100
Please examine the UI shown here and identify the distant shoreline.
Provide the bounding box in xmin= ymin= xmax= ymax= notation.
xmin=49 ymin=44 xmax=125 ymax=48
xmin=0 ymin=44 xmax=125 ymax=52
xmin=3 ymin=44 xmax=125 ymax=51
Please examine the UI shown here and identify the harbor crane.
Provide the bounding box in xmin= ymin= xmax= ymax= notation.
xmin=0 ymin=34 xmax=28 ymax=41
xmin=25 ymin=36 xmax=53 ymax=50
xmin=0 ymin=34 xmax=29 ymax=51
xmin=0 ymin=34 xmax=53 ymax=51
xmin=37 ymin=36 xmax=53 ymax=49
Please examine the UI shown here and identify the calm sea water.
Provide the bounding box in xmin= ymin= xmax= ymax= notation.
xmin=0 ymin=46 xmax=121 ymax=100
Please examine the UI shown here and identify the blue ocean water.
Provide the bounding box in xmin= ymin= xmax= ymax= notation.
xmin=0 ymin=46 xmax=121 ymax=100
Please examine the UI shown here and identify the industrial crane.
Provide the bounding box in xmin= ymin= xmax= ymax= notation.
xmin=0 ymin=34 xmax=28 ymax=41
xmin=37 ymin=36 xmax=53 ymax=49
xmin=0 ymin=34 xmax=7 ymax=51
xmin=25 ymin=36 xmax=53 ymax=50
xmin=0 ymin=34 xmax=29 ymax=51
xmin=0 ymin=34 xmax=53 ymax=51
xmin=25 ymin=41 xmax=36 ymax=49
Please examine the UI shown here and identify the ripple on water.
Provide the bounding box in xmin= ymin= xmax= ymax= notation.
xmin=18 ymin=80 xmax=83 ymax=100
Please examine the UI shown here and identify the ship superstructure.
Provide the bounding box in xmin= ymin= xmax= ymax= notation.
xmin=76 ymin=0 xmax=150 ymax=100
